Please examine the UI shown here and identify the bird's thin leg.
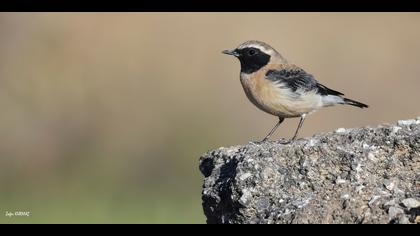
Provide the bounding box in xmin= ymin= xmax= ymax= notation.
xmin=291 ymin=114 xmax=306 ymax=141
xmin=257 ymin=117 xmax=284 ymax=143
xmin=277 ymin=114 xmax=306 ymax=144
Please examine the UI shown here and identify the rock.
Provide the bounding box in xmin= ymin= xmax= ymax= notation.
xmin=397 ymin=119 xmax=420 ymax=126
xmin=396 ymin=215 xmax=411 ymax=224
xmin=383 ymin=179 xmax=396 ymax=191
xmin=199 ymin=118 xmax=420 ymax=224
xmin=388 ymin=206 xmax=404 ymax=221
xmin=335 ymin=128 xmax=347 ymax=133
xmin=401 ymin=198 xmax=420 ymax=209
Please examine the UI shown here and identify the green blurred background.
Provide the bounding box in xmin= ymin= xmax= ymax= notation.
xmin=0 ymin=13 xmax=420 ymax=223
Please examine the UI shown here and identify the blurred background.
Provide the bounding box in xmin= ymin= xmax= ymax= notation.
xmin=0 ymin=13 xmax=419 ymax=223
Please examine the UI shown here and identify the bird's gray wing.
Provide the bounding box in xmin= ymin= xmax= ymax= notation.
xmin=265 ymin=68 xmax=344 ymax=96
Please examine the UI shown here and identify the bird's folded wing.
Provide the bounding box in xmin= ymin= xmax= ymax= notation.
xmin=265 ymin=66 xmax=344 ymax=97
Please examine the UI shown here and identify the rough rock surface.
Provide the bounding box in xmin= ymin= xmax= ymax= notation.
xmin=199 ymin=118 xmax=420 ymax=224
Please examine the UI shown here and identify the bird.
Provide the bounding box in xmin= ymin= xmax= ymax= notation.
xmin=222 ymin=40 xmax=368 ymax=144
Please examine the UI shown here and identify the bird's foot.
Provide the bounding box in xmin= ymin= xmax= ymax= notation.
xmin=249 ymin=138 xmax=269 ymax=145
xmin=276 ymin=138 xmax=292 ymax=145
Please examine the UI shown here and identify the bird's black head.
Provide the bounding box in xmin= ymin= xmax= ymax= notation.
xmin=223 ymin=46 xmax=271 ymax=74
xmin=223 ymin=41 xmax=285 ymax=74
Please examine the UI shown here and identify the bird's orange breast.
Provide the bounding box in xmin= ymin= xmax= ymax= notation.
xmin=240 ymin=64 xmax=321 ymax=118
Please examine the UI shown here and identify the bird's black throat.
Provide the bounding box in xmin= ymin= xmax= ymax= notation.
xmin=236 ymin=47 xmax=271 ymax=74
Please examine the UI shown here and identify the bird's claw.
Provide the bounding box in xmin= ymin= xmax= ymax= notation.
xmin=276 ymin=138 xmax=292 ymax=145
xmin=249 ymin=139 xmax=268 ymax=145
xmin=249 ymin=138 xmax=294 ymax=145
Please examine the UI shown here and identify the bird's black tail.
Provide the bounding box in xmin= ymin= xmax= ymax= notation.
xmin=342 ymin=98 xmax=369 ymax=108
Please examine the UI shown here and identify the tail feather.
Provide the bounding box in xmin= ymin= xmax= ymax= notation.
xmin=342 ymin=98 xmax=368 ymax=108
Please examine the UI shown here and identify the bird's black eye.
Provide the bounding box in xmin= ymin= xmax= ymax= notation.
xmin=248 ymin=49 xmax=256 ymax=56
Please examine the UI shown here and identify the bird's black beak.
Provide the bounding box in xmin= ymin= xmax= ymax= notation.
xmin=222 ymin=49 xmax=239 ymax=57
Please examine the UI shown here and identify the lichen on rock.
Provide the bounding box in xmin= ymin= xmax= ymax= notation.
xmin=199 ymin=118 xmax=420 ymax=224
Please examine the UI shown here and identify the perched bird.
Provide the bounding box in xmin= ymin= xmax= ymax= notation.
xmin=222 ymin=40 xmax=368 ymax=144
